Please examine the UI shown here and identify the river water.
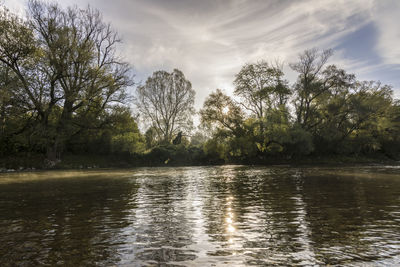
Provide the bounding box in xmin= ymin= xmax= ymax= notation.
xmin=0 ymin=165 xmax=399 ymax=266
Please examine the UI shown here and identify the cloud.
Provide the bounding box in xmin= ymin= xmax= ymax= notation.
xmin=4 ymin=0 xmax=400 ymax=108
xmin=371 ymin=0 xmax=400 ymax=65
xmin=3 ymin=0 xmax=25 ymax=16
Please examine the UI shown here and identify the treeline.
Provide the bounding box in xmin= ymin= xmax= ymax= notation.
xmin=135 ymin=50 xmax=400 ymax=165
xmin=1 ymin=1 xmax=399 ymax=169
xmin=199 ymin=52 xmax=400 ymax=163
xmin=0 ymin=1 xmax=143 ymax=167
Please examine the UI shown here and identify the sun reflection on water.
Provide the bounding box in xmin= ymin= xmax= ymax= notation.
xmin=225 ymin=195 xmax=236 ymax=241
xmin=2 ymin=166 xmax=399 ymax=265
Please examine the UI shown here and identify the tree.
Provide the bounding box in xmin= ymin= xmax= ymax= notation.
xmin=343 ymin=81 xmax=394 ymax=154
xmin=0 ymin=5 xmax=46 ymax=154
xmin=135 ymin=69 xmax=195 ymax=143
xmin=200 ymin=89 xmax=244 ymax=136
xmin=145 ymin=126 xmax=158 ymax=149
xmin=200 ymin=89 xmax=250 ymax=161
xmin=0 ymin=1 xmax=132 ymax=160
xmin=66 ymin=106 xmax=145 ymax=155
xmin=305 ymin=65 xmax=356 ymax=149
xmin=108 ymin=107 xmax=145 ymax=154
xmin=234 ymin=61 xmax=290 ymax=121
xmin=190 ymin=130 xmax=208 ymax=147
xmin=290 ymin=48 xmax=334 ymax=129
xmin=379 ymin=100 xmax=400 ymax=158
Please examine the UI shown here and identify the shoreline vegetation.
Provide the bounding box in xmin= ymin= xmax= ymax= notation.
xmin=1 ymin=1 xmax=400 ymax=172
xmin=0 ymin=152 xmax=398 ymax=173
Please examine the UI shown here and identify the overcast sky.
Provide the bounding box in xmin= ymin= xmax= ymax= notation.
xmin=5 ymin=0 xmax=400 ymax=109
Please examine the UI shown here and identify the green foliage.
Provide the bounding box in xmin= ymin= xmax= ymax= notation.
xmin=65 ymin=106 xmax=145 ymax=156
xmin=190 ymin=131 xmax=208 ymax=147
xmin=200 ymin=89 xmax=244 ymax=136
xmin=234 ymin=60 xmax=290 ymax=119
xmin=0 ymin=1 xmax=132 ymax=161
xmin=203 ymin=138 xmax=228 ymax=163
xmin=111 ymin=132 xmax=145 ymax=154
xmin=285 ymin=125 xmax=314 ymax=156
xmin=199 ymin=49 xmax=400 ymax=164
xmin=145 ymin=127 xmax=158 ymax=149
xmin=0 ymin=1 xmax=399 ymax=167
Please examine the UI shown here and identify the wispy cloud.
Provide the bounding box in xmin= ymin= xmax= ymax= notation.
xmin=371 ymin=0 xmax=400 ymax=66
xmin=4 ymin=0 xmax=400 ymax=105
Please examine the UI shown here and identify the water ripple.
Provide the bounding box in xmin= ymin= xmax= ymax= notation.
xmin=0 ymin=165 xmax=399 ymax=266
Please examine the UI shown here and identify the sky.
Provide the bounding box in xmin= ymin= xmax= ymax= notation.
xmin=4 ymin=0 xmax=400 ymax=109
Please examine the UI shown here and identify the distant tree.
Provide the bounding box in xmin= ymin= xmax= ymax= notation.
xmin=200 ymin=89 xmax=244 ymax=136
xmin=290 ymin=49 xmax=396 ymax=154
xmin=64 ymin=106 xmax=145 ymax=155
xmin=290 ymin=48 xmax=334 ymax=129
xmin=135 ymin=69 xmax=195 ymax=143
xmin=108 ymin=107 xmax=145 ymax=154
xmin=379 ymin=100 xmax=400 ymax=157
xmin=234 ymin=60 xmax=290 ymax=121
xmin=344 ymin=81 xmax=394 ymax=153
xmin=144 ymin=126 xmax=158 ymax=149
xmin=233 ymin=61 xmax=291 ymax=151
xmin=200 ymin=89 xmax=250 ymax=161
xmin=305 ymin=64 xmax=356 ymax=139
xmin=190 ymin=130 xmax=208 ymax=147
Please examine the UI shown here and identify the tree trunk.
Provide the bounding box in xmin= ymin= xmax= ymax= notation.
xmin=46 ymin=100 xmax=74 ymax=161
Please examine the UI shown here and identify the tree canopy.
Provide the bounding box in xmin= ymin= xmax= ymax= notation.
xmin=0 ymin=1 xmax=138 ymax=164
xmin=135 ymin=69 xmax=195 ymax=144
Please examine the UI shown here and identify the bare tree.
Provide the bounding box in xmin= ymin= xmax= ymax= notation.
xmin=289 ymin=48 xmax=333 ymax=128
xmin=135 ymin=69 xmax=195 ymax=143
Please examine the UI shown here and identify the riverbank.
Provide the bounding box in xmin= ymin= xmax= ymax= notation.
xmin=1 ymin=152 xmax=398 ymax=173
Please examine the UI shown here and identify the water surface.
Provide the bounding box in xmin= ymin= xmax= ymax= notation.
xmin=0 ymin=165 xmax=400 ymax=266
